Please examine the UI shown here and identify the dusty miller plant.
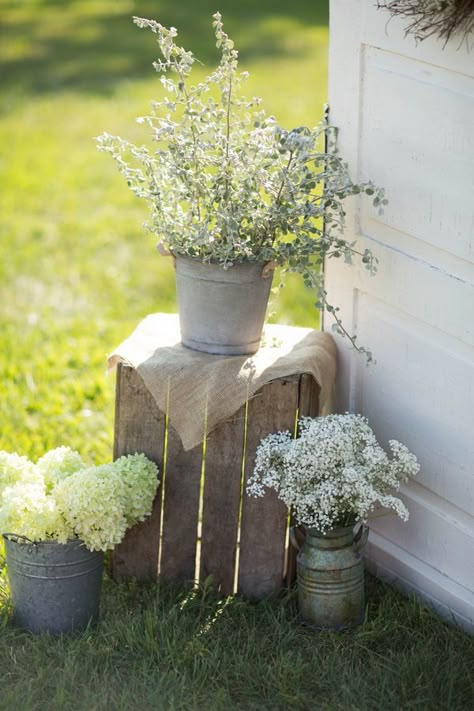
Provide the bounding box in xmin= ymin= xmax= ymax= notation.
xmin=97 ymin=13 xmax=387 ymax=362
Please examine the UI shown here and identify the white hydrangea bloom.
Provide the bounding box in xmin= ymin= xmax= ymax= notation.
xmin=247 ymin=414 xmax=419 ymax=532
xmin=113 ymin=453 xmax=159 ymax=526
xmin=0 ymin=479 xmax=74 ymax=543
xmin=0 ymin=451 xmax=46 ymax=541
xmin=0 ymin=448 xmax=159 ymax=551
xmin=54 ymin=455 xmax=160 ymax=551
xmin=0 ymin=450 xmax=41 ymax=493
xmin=55 ymin=464 xmax=128 ymax=552
xmin=36 ymin=446 xmax=84 ymax=490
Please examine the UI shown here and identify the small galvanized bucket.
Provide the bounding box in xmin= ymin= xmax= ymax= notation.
xmin=3 ymin=534 xmax=104 ymax=635
xmin=174 ymin=255 xmax=274 ymax=355
xmin=291 ymin=524 xmax=369 ymax=630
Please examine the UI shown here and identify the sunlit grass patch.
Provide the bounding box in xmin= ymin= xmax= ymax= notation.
xmin=0 ymin=0 xmax=326 ymax=461
xmin=0 ymin=573 xmax=472 ymax=710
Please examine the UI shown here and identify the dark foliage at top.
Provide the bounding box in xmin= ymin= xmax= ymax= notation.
xmin=377 ymin=0 xmax=474 ymax=46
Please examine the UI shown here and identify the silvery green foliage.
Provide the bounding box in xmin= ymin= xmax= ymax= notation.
xmin=247 ymin=414 xmax=420 ymax=532
xmin=97 ymin=13 xmax=387 ymax=362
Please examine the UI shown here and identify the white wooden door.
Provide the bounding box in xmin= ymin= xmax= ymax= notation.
xmin=326 ymin=0 xmax=474 ymax=629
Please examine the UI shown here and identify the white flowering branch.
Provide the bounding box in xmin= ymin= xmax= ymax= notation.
xmin=247 ymin=414 xmax=420 ymax=532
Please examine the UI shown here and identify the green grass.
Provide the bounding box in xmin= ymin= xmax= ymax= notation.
xmin=1 ymin=2 xmax=473 ymax=708
xmin=0 ymin=0 xmax=328 ymax=463
xmin=0 ymin=573 xmax=472 ymax=711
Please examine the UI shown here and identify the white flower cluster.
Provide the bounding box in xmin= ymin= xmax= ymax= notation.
xmin=0 ymin=448 xmax=159 ymax=551
xmin=37 ymin=446 xmax=84 ymax=491
xmin=0 ymin=450 xmax=39 ymax=489
xmin=247 ymin=414 xmax=419 ymax=532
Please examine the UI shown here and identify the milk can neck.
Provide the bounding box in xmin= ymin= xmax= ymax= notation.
xmin=306 ymin=525 xmax=356 ymax=548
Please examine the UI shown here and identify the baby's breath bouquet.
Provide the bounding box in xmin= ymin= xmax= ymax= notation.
xmin=247 ymin=414 xmax=419 ymax=532
xmin=0 ymin=448 xmax=159 ymax=551
xmin=97 ymin=13 xmax=386 ymax=361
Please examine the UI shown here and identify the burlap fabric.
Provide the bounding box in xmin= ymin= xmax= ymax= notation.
xmin=108 ymin=313 xmax=337 ymax=451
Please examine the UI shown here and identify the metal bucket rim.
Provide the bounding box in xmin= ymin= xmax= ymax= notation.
xmin=174 ymin=254 xmax=273 ymax=284
xmin=3 ymin=534 xmax=86 ymax=547
xmin=172 ymin=252 xmax=268 ymax=266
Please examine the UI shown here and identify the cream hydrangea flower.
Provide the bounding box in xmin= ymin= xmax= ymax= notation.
xmin=0 ymin=479 xmax=74 ymax=543
xmin=0 ymin=451 xmax=41 ymax=492
xmin=36 ymin=446 xmax=84 ymax=491
xmin=54 ymin=464 xmax=127 ymax=551
xmin=0 ymin=448 xmax=160 ymax=551
xmin=113 ymin=453 xmax=159 ymax=525
xmin=54 ymin=456 xmax=160 ymax=551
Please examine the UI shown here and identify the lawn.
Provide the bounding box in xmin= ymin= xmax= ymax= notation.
xmin=0 ymin=573 xmax=473 ymax=711
xmin=0 ymin=1 xmax=473 ymax=709
xmin=0 ymin=0 xmax=328 ymax=464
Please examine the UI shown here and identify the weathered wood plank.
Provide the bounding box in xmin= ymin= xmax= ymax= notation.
xmin=199 ymin=405 xmax=246 ymax=595
xmin=285 ymin=373 xmax=321 ymax=587
xmin=298 ymin=373 xmax=321 ymax=421
xmin=110 ymin=364 xmax=165 ymax=581
xmin=238 ymin=377 xmax=299 ymax=599
xmin=159 ymin=420 xmax=202 ymax=586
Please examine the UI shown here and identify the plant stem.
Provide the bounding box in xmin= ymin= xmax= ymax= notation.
xmin=302 ymin=266 xmax=373 ymax=363
xmin=223 ymin=72 xmax=233 ymax=208
xmin=274 ymin=151 xmax=294 ymax=207
xmin=175 ymin=60 xmax=202 ymax=221
xmin=266 ymin=150 xmax=294 ymax=246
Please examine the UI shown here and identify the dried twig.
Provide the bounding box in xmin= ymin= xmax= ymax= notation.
xmin=377 ymin=0 xmax=474 ymax=46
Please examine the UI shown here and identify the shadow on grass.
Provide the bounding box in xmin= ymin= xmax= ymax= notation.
xmin=0 ymin=571 xmax=472 ymax=710
xmin=0 ymin=0 xmax=328 ymax=101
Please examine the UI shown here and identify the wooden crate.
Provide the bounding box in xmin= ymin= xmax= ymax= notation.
xmin=110 ymin=363 xmax=320 ymax=598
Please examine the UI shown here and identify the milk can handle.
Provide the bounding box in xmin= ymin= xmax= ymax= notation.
xmin=289 ymin=527 xmax=300 ymax=552
xmin=289 ymin=525 xmax=306 ymax=552
xmin=353 ymin=524 xmax=369 ymax=551
xmin=262 ymin=261 xmax=277 ymax=279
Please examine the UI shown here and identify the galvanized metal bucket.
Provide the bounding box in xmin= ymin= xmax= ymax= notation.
xmin=291 ymin=524 xmax=369 ymax=630
xmin=3 ymin=534 xmax=104 ymax=635
xmin=174 ymin=255 xmax=274 ymax=355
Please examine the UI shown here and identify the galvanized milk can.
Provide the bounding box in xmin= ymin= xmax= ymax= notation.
xmin=291 ymin=524 xmax=369 ymax=629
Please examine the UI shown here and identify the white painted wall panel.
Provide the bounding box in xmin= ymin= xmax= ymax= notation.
xmin=360 ymin=47 xmax=474 ymax=262
xmin=327 ymin=0 xmax=474 ymax=630
xmin=356 ymin=294 xmax=474 ymax=516
xmin=369 ymin=483 xmax=474 ymax=588
xmin=366 ymin=531 xmax=474 ymax=629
